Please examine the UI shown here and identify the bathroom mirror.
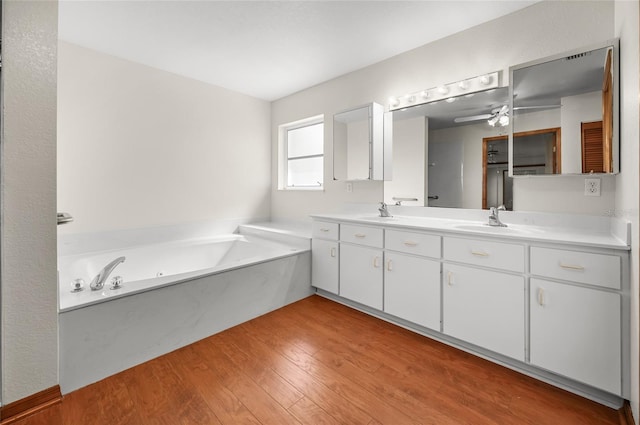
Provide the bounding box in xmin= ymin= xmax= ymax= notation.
xmin=385 ymin=87 xmax=515 ymax=209
xmin=509 ymin=39 xmax=619 ymax=176
xmin=333 ymin=102 xmax=392 ymax=181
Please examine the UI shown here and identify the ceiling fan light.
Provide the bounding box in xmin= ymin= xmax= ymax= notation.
xmin=487 ymin=115 xmax=499 ymax=126
xmin=499 ymin=115 xmax=509 ymax=126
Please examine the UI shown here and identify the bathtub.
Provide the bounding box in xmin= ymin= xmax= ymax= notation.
xmin=58 ymin=231 xmax=312 ymax=393
xmin=59 ymin=233 xmax=307 ymax=312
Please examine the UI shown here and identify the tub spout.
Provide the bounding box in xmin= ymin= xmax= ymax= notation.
xmin=90 ymin=256 xmax=126 ymax=291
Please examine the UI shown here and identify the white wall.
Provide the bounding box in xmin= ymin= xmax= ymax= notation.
xmin=384 ymin=116 xmax=425 ymax=206
xmin=271 ymin=0 xmax=615 ymax=220
xmin=561 ymin=91 xmax=603 ymax=174
xmin=614 ymin=0 xmax=639 ymax=421
xmin=58 ymin=42 xmax=272 ymax=235
xmin=2 ymin=1 xmax=59 ymax=404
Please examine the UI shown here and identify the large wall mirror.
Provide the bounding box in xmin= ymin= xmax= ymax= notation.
xmin=509 ymin=39 xmax=619 ymax=176
xmin=386 ymin=86 xmax=521 ymax=210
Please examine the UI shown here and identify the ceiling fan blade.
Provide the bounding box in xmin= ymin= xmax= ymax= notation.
xmin=453 ymin=114 xmax=493 ymax=123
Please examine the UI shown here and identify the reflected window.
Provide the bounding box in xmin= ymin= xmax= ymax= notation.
xmin=278 ymin=115 xmax=324 ymax=190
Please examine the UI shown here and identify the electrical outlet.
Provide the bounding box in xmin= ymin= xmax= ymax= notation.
xmin=584 ymin=178 xmax=601 ymax=197
xmin=346 ymin=182 xmax=353 ymax=193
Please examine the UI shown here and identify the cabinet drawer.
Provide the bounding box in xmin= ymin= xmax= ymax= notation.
xmin=340 ymin=224 xmax=383 ymax=248
xmin=443 ymin=237 xmax=524 ymax=273
xmin=530 ymin=247 xmax=620 ymax=290
xmin=312 ymin=221 xmax=339 ymax=240
xmin=385 ymin=229 xmax=440 ymax=258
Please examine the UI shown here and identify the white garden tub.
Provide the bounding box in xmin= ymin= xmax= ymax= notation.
xmin=58 ymin=231 xmax=312 ymax=393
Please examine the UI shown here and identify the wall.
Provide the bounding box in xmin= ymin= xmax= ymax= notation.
xmin=58 ymin=42 xmax=272 ymax=235
xmin=271 ymin=1 xmax=615 ymax=221
xmin=561 ymin=91 xmax=603 ymax=173
xmin=1 ymin=1 xmax=59 ymax=403
xmin=384 ymin=116 xmax=425 ymax=206
xmin=614 ymin=0 xmax=640 ymax=421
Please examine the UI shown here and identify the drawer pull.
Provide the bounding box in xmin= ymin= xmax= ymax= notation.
xmin=447 ymin=271 xmax=454 ymax=286
xmin=537 ymin=288 xmax=546 ymax=306
xmin=320 ymin=228 xmax=330 ymax=233
xmin=354 ymin=234 xmax=367 ymax=238
xmin=373 ymin=256 xmax=381 ymax=268
xmin=559 ymin=262 xmax=584 ymax=271
xmin=330 ymin=247 xmax=336 ymax=258
xmin=471 ymin=250 xmax=489 ymax=257
xmin=403 ymin=241 xmax=418 ymax=247
xmin=387 ymin=260 xmax=393 ymax=271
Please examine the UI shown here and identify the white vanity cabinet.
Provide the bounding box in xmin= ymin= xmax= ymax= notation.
xmin=311 ymin=221 xmax=339 ymax=294
xmin=384 ymin=230 xmax=441 ymax=330
xmin=339 ymin=224 xmax=384 ymax=309
xmin=529 ymin=247 xmax=624 ymax=395
xmin=442 ymin=236 xmax=525 ymax=361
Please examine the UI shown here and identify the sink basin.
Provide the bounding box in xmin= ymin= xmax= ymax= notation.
xmin=452 ymin=223 xmax=539 ymax=235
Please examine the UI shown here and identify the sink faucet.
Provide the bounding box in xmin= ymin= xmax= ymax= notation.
xmin=90 ymin=256 xmax=126 ymax=291
xmin=378 ymin=202 xmax=392 ymax=217
xmin=488 ymin=205 xmax=507 ymax=227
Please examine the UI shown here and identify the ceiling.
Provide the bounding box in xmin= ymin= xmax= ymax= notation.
xmin=58 ymin=1 xmax=538 ymax=101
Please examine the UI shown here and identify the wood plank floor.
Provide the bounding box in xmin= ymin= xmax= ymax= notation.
xmin=14 ymin=295 xmax=623 ymax=425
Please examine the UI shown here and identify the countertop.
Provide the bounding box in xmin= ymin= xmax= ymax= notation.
xmin=310 ymin=212 xmax=630 ymax=251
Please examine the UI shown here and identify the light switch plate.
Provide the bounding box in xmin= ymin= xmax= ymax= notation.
xmin=584 ymin=178 xmax=601 ymax=196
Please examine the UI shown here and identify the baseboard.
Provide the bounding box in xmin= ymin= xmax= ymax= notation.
xmin=0 ymin=386 xmax=61 ymax=424
xmin=620 ymin=400 xmax=635 ymax=425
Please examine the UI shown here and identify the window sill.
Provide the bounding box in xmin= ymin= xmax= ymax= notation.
xmin=279 ymin=187 xmax=324 ymax=192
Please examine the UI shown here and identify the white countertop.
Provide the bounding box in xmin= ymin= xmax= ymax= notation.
xmin=310 ymin=210 xmax=630 ymax=251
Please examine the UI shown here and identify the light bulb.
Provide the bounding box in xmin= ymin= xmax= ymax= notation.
xmin=480 ymin=75 xmax=492 ymax=85
xmin=458 ymin=81 xmax=469 ymax=90
xmin=421 ymin=90 xmax=429 ymax=100
xmin=437 ymin=86 xmax=449 ymax=95
xmin=389 ymin=97 xmax=400 ymax=107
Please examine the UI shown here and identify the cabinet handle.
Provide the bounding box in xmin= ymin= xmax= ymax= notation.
xmin=320 ymin=228 xmax=330 ymax=232
xmin=559 ymin=262 xmax=584 ymax=271
xmin=373 ymin=256 xmax=381 ymax=268
xmin=330 ymin=247 xmax=336 ymax=258
xmin=355 ymin=234 xmax=366 ymax=238
xmin=403 ymin=241 xmax=418 ymax=247
xmin=471 ymin=250 xmax=489 ymax=257
xmin=447 ymin=271 xmax=454 ymax=286
xmin=387 ymin=260 xmax=393 ymax=271
xmin=537 ymin=287 xmax=546 ymax=306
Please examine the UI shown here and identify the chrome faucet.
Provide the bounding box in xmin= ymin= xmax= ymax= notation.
xmin=90 ymin=256 xmax=126 ymax=291
xmin=488 ymin=205 xmax=507 ymax=227
xmin=378 ymin=202 xmax=392 ymax=217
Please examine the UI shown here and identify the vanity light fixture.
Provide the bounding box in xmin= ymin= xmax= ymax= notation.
xmin=388 ymin=71 xmax=500 ymax=111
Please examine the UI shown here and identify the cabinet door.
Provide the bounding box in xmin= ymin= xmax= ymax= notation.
xmin=311 ymin=239 xmax=339 ymax=294
xmin=443 ymin=264 xmax=524 ymax=361
xmin=339 ymin=243 xmax=383 ymax=310
xmin=384 ymin=253 xmax=440 ymax=330
xmin=530 ymin=278 xmax=621 ymax=395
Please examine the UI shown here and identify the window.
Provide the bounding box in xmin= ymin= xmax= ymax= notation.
xmin=279 ymin=115 xmax=324 ymax=190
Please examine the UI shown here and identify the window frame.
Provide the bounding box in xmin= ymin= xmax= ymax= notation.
xmin=278 ymin=114 xmax=325 ymax=191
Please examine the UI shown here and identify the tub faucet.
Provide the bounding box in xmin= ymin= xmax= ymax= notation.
xmin=90 ymin=256 xmax=126 ymax=291
xmin=488 ymin=205 xmax=507 ymax=227
xmin=378 ymin=202 xmax=392 ymax=217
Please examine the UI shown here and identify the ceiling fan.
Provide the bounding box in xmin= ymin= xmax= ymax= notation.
xmin=453 ymin=104 xmax=560 ymax=126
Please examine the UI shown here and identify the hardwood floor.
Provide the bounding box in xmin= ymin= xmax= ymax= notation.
xmin=12 ymin=295 xmax=623 ymax=424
